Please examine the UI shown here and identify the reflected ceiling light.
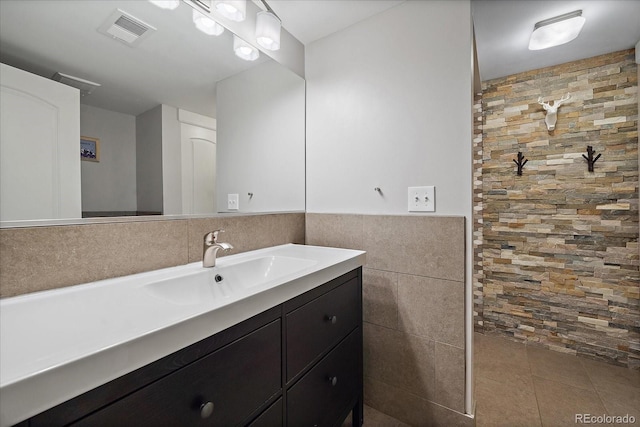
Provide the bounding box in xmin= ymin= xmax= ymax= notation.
xmin=233 ymin=35 xmax=259 ymax=61
xmin=148 ymin=0 xmax=180 ymax=10
xmin=255 ymin=6 xmax=281 ymax=51
xmin=192 ymin=9 xmax=224 ymax=36
xmin=529 ymin=10 xmax=585 ymax=50
xmin=214 ymin=0 xmax=246 ymax=22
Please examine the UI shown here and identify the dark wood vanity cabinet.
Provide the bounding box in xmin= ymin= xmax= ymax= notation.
xmin=24 ymin=268 xmax=363 ymax=427
xmin=72 ymin=321 xmax=282 ymax=427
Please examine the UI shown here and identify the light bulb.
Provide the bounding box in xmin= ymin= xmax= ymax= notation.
xmin=213 ymin=0 xmax=246 ymax=22
xmin=192 ymin=9 xmax=224 ymax=36
xmin=233 ymin=35 xmax=259 ymax=61
xmin=148 ymin=0 xmax=180 ymax=10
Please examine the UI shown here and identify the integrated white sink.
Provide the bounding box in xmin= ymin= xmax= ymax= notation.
xmin=0 ymin=244 xmax=365 ymax=427
xmin=144 ymin=255 xmax=318 ymax=305
xmin=217 ymin=255 xmax=318 ymax=289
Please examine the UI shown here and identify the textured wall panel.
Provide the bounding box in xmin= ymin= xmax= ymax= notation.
xmin=478 ymin=49 xmax=639 ymax=369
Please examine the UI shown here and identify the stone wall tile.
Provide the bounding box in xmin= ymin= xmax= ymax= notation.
xmin=0 ymin=220 xmax=188 ymax=297
xmin=397 ymin=274 xmax=465 ymax=348
xmin=305 ymin=213 xmax=363 ymax=249
xmin=362 ymin=215 xmax=464 ymax=282
xmin=363 ymin=268 xmax=398 ymax=329
xmin=363 ymin=322 xmax=436 ymax=401
xmin=364 ymin=375 xmax=474 ymax=427
xmin=477 ymin=49 xmax=639 ymax=368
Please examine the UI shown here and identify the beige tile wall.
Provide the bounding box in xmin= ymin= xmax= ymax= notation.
xmin=306 ymin=213 xmax=472 ymax=426
xmin=0 ymin=213 xmax=305 ymax=298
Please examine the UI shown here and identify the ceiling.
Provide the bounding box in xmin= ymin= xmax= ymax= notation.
xmin=270 ymin=0 xmax=640 ymax=82
xmin=268 ymin=0 xmax=405 ymax=45
xmin=0 ymin=0 xmax=270 ymax=117
xmin=471 ymin=0 xmax=640 ymax=81
xmin=1 ymin=0 xmax=638 ymax=116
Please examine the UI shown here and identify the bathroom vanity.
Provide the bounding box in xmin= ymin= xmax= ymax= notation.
xmin=0 ymin=245 xmax=365 ymax=427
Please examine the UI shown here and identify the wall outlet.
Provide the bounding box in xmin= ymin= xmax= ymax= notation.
xmin=408 ymin=186 xmax=435 ymax=212
xmin=227 ymin=193 xmax=239 ymax=210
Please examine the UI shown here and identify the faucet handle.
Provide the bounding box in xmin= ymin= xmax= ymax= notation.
xmin=204 ymin=229 xmax=225 ymax=244
xmin=212 ymin=229 xmax=225 ymax=242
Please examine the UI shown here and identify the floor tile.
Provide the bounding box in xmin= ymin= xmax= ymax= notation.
xmin=364 ymin=333 xmax=640 ymax=427
xmin=475 ymin=375 xmax=541 ymax=427
xmin=341 ymin=405 xmax=410 ymax=427
xmin=533 ymin=376 xmax=609 ymax=427
xmin=527 ymin=346 xmax=594 ymax=391
xmin=581 ymin=357 xmax=640 ymax=390
xmin=595 ymin=380 xmax=640 ymax=423
xmin=474 ymin=333 xmax=531 ymax=385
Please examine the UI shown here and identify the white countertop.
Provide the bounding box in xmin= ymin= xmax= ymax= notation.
xmin=0 ymin=244 xmax=365 ymax=426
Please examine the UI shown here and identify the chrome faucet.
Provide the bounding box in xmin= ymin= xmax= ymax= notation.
xmin=203 ymin=230 xmax=233 ymax=268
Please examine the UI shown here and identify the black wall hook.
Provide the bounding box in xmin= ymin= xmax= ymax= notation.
xmin=582 ymin=146 xmax=601 ymax=172
xmin=513 ymin=151 xmax=528 ymax=176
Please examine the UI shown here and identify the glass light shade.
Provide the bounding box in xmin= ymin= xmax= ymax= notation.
xmin=148 ymin=0 xmax=180 ymax=10
xmin=192 ymin=9 xmax=224 ymax=36
xmin=233 ymin=35 xmax=259 ymax=61
xmin=529 ymin=11 xmax=585 ymax=50
xmin=255 ymin=11 xmax=281 ymax=51
xmin=214 ymin=0 xmax=246 ymax=22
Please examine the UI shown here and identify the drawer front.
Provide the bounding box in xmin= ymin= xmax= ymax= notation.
xmin=248 ymin=398 xmax=282 ymax=427
xmin=287 ymin=329 xmax=360 ymax=427
xmin=286 ymin=277 xmax=360 ymax=381
xmin=72 ymin=320 xmax=282 ymax=427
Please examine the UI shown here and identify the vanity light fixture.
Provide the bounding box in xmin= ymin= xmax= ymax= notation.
xmin=255 ymin=0 xmax=281 ymax=51
xmin=192 ymin=8 xmax=224 ymax=36
xmin=233 ymin=35 xmax=259 ymax=61
xmin=148 ymin=0 xmax=180 ymax=10
xmin=214 ymin=0 xmax=246 ymax=22
xmin=528 ymin=10 xmax=585 ymax=50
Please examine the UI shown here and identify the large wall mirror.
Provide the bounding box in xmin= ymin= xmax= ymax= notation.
xmin=0 ymin=0 xmax=305 ymax=223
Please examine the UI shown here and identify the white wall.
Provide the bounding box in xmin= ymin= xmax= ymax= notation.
xmin=306 ymin=0 xmax=472 ymax=217
xmin=305 ymin=0 xmax=474 ymax=414
xmin=80 ymin=104 xmax=136 ymax=213
xmin=136 ymin=105 xmax=163 ymax=213
xmin=216 ymin=60 xmax=305 ymax=213
xmin=161 ymin=105 xmax=182 ymax=215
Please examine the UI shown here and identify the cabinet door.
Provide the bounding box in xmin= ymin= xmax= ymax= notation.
xmin=0 ymin=63 xmax=81 ymax=221
xmin=287 ymin=329 xmax=360 ymax=427
xmin=286 ymin=277 xmax=360 ymax=381
xmin=72 ymin=320 xmax=281 ymax=427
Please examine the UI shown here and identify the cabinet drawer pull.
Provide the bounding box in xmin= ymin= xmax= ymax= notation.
xmin=328 ymin=376 xmax=338 ymax=386
xmin=200 ymin=401 xmax=214 ymax=419
xmin=325 ymin=315 xmax=338 ymax=324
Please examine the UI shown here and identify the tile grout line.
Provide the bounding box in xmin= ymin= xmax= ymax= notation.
xmin=579 ymin=357 xmax=612 ymax=417
xmin=363 ymin=265 xmax=464 ymax=285
xmin=525 ymin=346 xmax=546 ymax=427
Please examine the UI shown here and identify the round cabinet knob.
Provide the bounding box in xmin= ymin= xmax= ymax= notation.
xmin=200 ymin=401 xmax=214 ymax=419
xmin=328 ymin=376 xmax=338 ymax=386
xmin=326 ymin=315 xmax=338 ymax=324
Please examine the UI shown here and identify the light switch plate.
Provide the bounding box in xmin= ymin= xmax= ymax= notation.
xmin=408 ymin=186 xmax=435 ymax=212
xmin=227 ymin=193 xmax=239 ymax=210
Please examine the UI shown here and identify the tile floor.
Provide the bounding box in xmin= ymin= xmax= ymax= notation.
xmin=346 ymin=333 xmax=640 ymax=426
xmin=342 ymin=405 xmax=410 ymax=427
xmin=474 ymin=333 xmax=640 ymax=427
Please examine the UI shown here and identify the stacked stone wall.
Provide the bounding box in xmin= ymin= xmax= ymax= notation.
xmin=473 ymin=92 xmax=484 ymax=332
xmin=479 ymin=49 xmax=639 ymax=368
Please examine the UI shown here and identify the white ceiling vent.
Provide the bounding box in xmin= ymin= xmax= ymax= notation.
xmin=51 ymin=72 xmax=101 ymax=97
xmin=98 ymin=9 xmax=156 ymax=47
